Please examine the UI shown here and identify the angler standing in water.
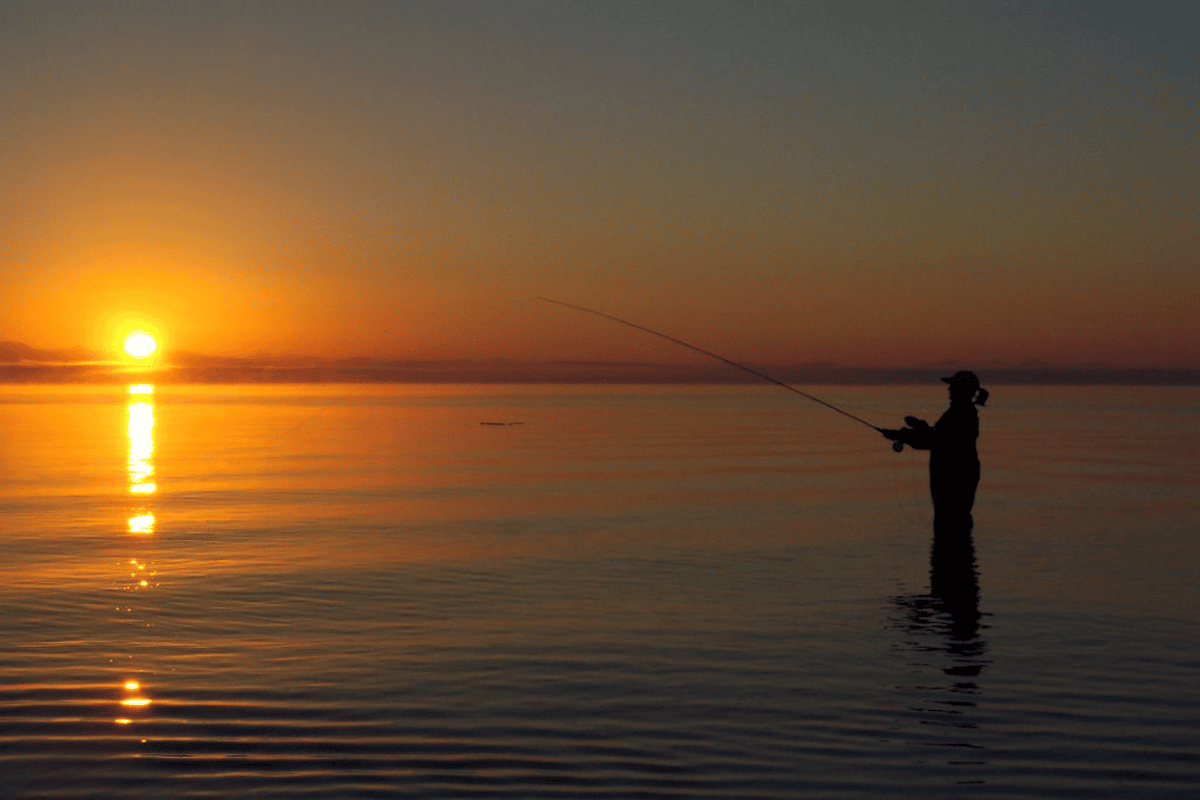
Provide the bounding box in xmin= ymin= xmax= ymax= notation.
xmin=882 ymin=371 xmax=989 ymax=529
xmin=537 ymin=303 xmax=989 ymax=527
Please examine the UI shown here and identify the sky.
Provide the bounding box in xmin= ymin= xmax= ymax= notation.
xmin=2 ymin=0 xmax=1198 ymax=370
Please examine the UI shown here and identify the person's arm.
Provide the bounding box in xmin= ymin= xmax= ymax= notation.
xmin=880 ymin=416 xmax=935 ymax=450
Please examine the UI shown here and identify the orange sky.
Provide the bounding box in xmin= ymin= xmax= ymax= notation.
xmin=2 ymin=2 xmax=1197 ymax=369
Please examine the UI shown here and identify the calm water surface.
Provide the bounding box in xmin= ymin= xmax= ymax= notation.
xmin=1 ymin=383 xmax=1197 ymax=798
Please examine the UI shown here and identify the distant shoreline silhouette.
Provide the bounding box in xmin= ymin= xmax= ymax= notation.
xmin=0 ymin=342 xmax=1197 ymax=385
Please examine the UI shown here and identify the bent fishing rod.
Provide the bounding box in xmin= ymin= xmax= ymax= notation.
xmin=539 ymin=298 xmax=896 ymax=444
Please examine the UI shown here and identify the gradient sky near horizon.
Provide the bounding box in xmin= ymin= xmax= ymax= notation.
xmin=3 ymin=1 xmax=1197 ymax=368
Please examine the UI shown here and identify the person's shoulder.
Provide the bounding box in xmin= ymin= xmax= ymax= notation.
xmin=940 ymin=403 xmax=977 ymax=424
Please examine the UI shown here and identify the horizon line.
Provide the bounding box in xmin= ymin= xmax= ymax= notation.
xmin=1 ymin=360 xmax=1198 ymax=387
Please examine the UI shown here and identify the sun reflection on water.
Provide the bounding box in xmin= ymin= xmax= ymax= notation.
xmin=116 ymin=679 xmax=152 ymax=725
xmin=126 ymin=385 xmax=157 ymax=534
xmin=127 ymin=513 xmax=155 ymax=534
xmin=125 ymin=558 xmax=157 ymax=590
xmin=127 ymin=400 xmax=156 ymax=496
xmin=118 ymin=385 xmax=159 ymax=729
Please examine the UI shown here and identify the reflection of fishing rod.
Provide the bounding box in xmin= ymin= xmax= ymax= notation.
xmin=540 ymin=298 xmax=892 ymax=441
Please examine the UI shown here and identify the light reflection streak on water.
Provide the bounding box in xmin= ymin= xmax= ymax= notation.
xmin=127 ymin=400 xmax=155 ymax=495
xmin=120 ymin=386 xmax=157 ymax=726
xmin=127 ymin=513 xmax=154 ymax=534
xmin=126 ymin=386 xmax=156 ymax=535
xmin=125 ymin=558 xmax=156 ymax=589
xmin=116 ymin=680 xmax=152 ymax=725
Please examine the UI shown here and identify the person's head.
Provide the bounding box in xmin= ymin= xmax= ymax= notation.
xmin=942 ymin=370 xmax=988 ymax=406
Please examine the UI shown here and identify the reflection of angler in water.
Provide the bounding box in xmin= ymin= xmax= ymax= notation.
xmin=881 ymin=371 xmax=989 ymax=530
xmin=888 ymin=519 xmax=987 ymax=782
xmin=891 ymin=517 xmax=986 ymax=679
xmin=929 ymin=520 xmax=982 ymax=638
xmin=892 ymin=487 xmax=985 ymax=658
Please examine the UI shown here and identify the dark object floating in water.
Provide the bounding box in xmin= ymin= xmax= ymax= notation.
xmin=480 ymin=422 xmax=524 ymax=426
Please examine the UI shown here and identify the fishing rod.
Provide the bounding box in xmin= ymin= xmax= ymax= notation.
xmin=539 ymin=298 xmax=892 ymax=440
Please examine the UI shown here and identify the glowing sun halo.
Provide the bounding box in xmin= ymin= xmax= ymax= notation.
xmin=123 ymin=331 xmax=158 ymax=359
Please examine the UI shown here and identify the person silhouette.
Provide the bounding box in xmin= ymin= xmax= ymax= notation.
xmin=882 ymin=371 xmax=989 ymax=529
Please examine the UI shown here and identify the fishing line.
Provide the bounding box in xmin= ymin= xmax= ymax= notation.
xmin=541 ymin=299 xmax=936 ymax=533
xmin=539 ymin=297 xmax=884 ymax=434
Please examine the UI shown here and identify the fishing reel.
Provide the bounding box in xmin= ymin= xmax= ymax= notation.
xmin=888 ymin=417 xmax=930 ymax=453
xmin=882 ymin=423 xmax=916 ymax=452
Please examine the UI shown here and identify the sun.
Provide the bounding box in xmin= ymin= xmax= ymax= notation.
xmin=123 ymin=331 xmax=158 ymax=359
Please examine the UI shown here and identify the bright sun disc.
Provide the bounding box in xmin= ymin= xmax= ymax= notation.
xmin=123 ymin=331 xmax=157 ymax=359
